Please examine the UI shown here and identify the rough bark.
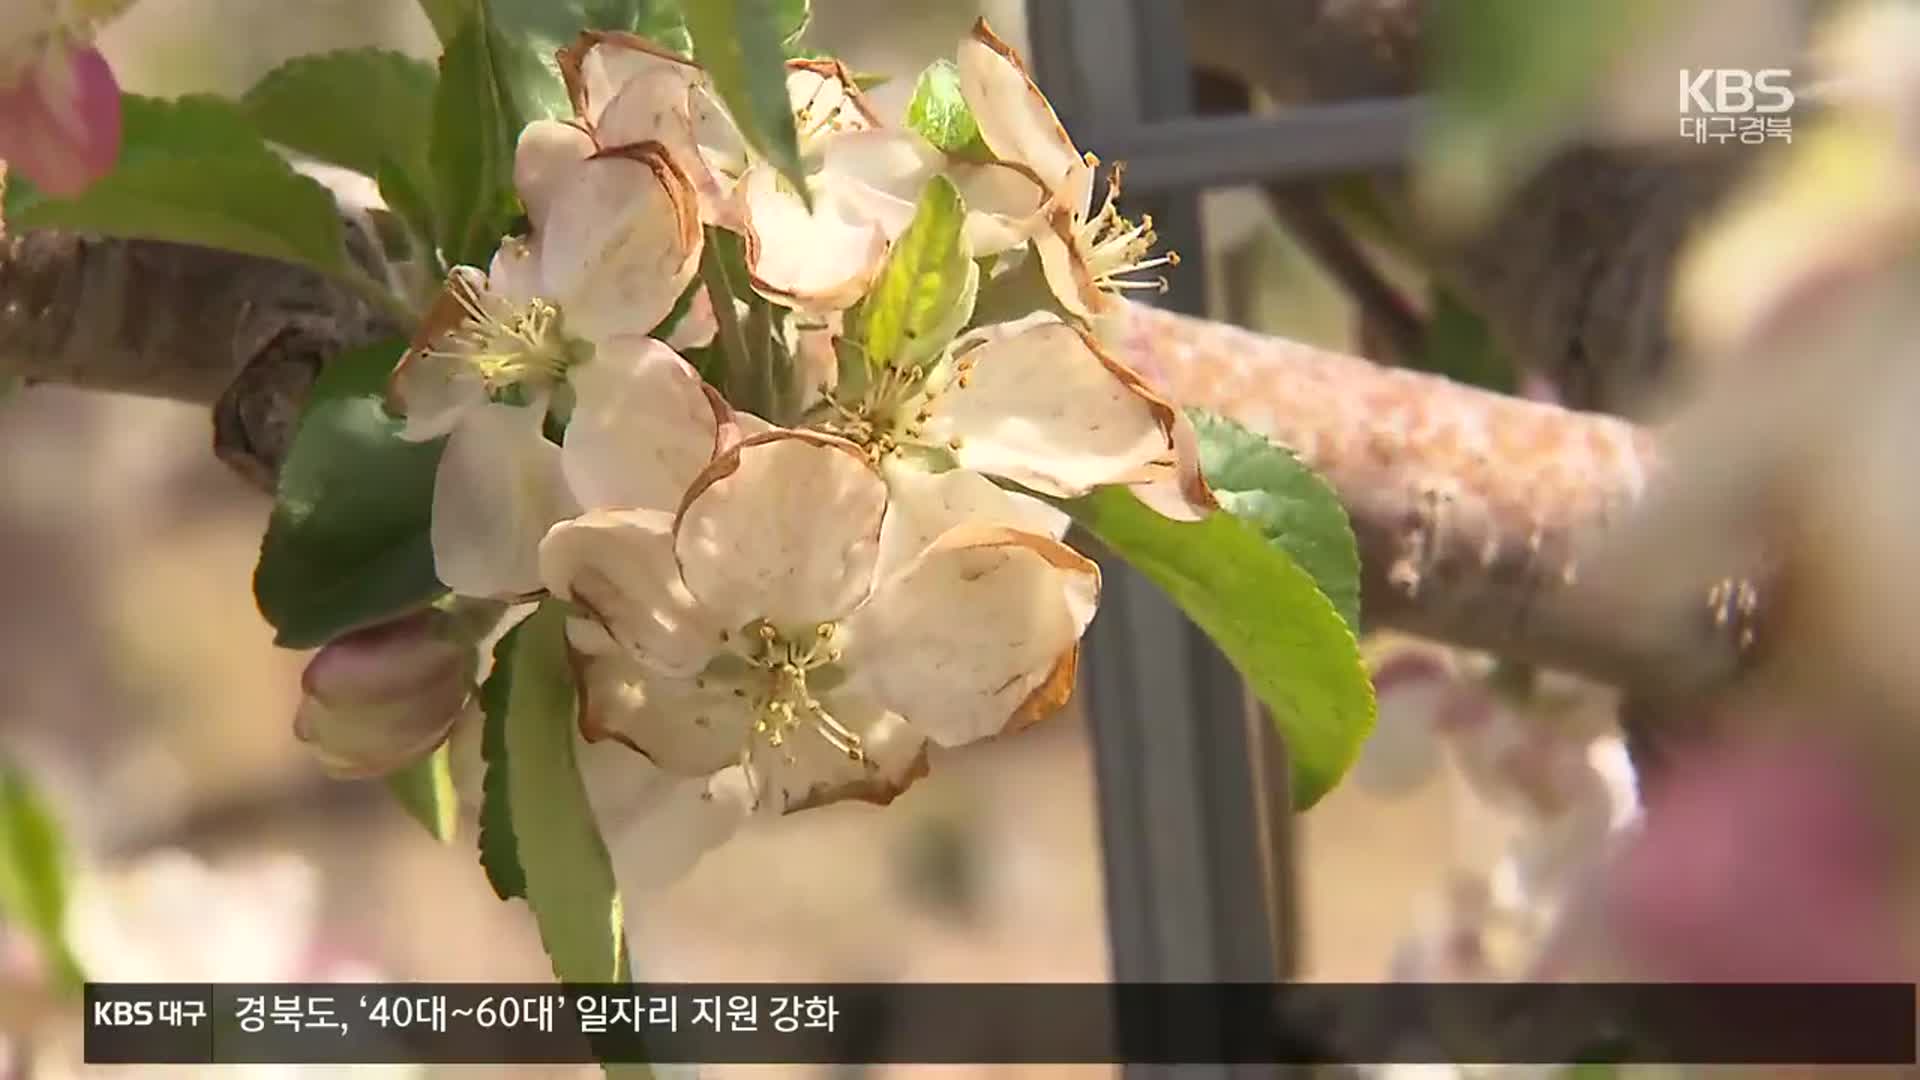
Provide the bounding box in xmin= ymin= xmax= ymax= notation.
xmin=0 ymin=223 xmax=397 ymax=485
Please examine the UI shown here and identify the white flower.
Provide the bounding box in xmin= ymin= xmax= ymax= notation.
xmin=521 ymin=31 xmax=747 ymax=229
xmin=815 ymin=310 xmax=1215 ymax=525
xmin=734 ymin=59 xmax=895 ymax=313
xmin=957 ymin=18 xmax=1179 ymax=320
xmin=390 ymin=138 xmax=706 ymax=599
xmin=815 ymin=126 xmax=1049 ymax=256
xmin=539 ymin=432 xmax=1097 ymax=831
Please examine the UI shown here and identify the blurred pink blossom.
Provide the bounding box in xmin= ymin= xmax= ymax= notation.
xmin=1604 ymin=738 xmax=1908 ymax=982
xmin=0 ymin=39 xmax=121 ymax=198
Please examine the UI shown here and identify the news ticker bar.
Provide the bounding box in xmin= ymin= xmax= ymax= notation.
xmin=84 ymin=982 xmax=1917 ymax=1065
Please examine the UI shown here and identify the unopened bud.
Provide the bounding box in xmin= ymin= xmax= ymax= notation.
xmin=0 ymin=42 xmax=122 ymax=198
xmin=294 ymin=610 xmax=477 ymax=778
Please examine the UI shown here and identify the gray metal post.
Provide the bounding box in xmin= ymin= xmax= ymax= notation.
xmin=1024 ymin=2 xmax=1299 ymax=1069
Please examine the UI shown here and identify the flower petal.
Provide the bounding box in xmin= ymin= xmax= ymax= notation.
xmin=389 ymin=352 xmax=487 ymax=442
xmin=581 ymin=739 xmax=752 ymax=895
xmin=540 ymin=508 xmax=721 ymax=678
xmin=950 ymin=159 xmax=1048 ymax=255
xmin=763 ymin=695 xmax=931 ymax=814
xmin=512 ymin=119 xmax=595 ymax=233
xmin=876 ymin=458 xmax=1069 ymax=575
xmin=488 ymin=235 xmax=544 ymax=306
xmin=1032 ymin=206 xmax=1108 ymax=321
xmin=923 ymin=315 xmax=1172 ymax=497
xmin=389 ymin=265 xmax=494 ymax=440
xmin=431 ymin=400 xmax=579 ymax=600
xmin=811 ymin=116 xmax=1042 ymax=258
xmin=559 ymin=30 xmax=702 ymax=129
xmin=786 ymin=58 xmax=880 ymax=146
xmin=841 ymin=524 xmax=1098 ymax=747
xmin=957 ymin=18 xmax=1092 ymax=216
xmin=740 ymin=164 xmax=887 ymax=312
xmin=815 ymin=127 xmax=943 ymax=238
xmin=563 ymin=336 xmax=728 ymax=512
xmin=674 ymin=432 xmax=886 ymax=632
xmin=573 ymin=650 xmax=752 ymax=776
xmin=664 ymin=285 xmax=718 ymax=351
xmin=1123 ymin=402 xmax=1218 ymax=522
xmin=538 ymin=144 xmax=702 ymax=341
xmin=0 ymin=43 xmax=121 ymax=198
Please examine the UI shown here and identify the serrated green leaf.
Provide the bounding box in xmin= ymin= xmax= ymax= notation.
xmin=0 ymin=760 xmax=83 ymax=990
xmin=1188 ymin=410 xmax=1363 ymax=636
xmin=386 ymin=743 xmax=458 ymax=843
xmin=906 ymin=60 xmax=988 ymax=158
xmin=477 ymin=616 xmax=528 ymax=900
xmin=432 ymin=11 xmax=522 ymax=268
xmin=2 ymin=95 xmax=347 ymax=277
xmin=241 ymin=49 xmax=437 ymax=204
xmin=686 ymin=0 xmax=809 ymax=202
xmin=1067 ymin=488 xmax=1375 ymax=807
xmin=853 ymin=174 xmax=974 ymax=373
xmin=253 ymin=339 xmax=448 ymax=650
xmin=500 ymin=602 xmax=630 ymax=982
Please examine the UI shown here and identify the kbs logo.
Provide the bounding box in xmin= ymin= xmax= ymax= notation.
xmin=1678 ymin=69 xmax=1794 ymax=145
xmin=1680 ymin=69 xmax=1795 ymax=114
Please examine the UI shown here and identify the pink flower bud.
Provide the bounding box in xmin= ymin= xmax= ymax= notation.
xmin=294 ymin=611 xmax=477 ymax=779
xmin=1604 ymin=738 xmax=1908 ymax=981
xmin=0 ymin=41 xmax=121 ymax=198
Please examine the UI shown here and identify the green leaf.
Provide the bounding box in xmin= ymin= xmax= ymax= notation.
xmin=241 ymin=49 xmax=437 ymax=207
xmin=906 ymin=60 xmax=988 ymax=158
xmin=0 ymin=761 xmax=84 ymax=990
xmin=416 ymin=0 xmax=465 ymax=43
xmin=498 ymin=602 xmax=630 ymax=982
xmin=1188 ymin=410 xmax=1363 ymax=636
xmin=2 ymin=94 xmax=347 ymax=277
xmin=1422 ymin=0 xmax=1667 ymax=224
xmin=375 ymin=158 xmax=442 ymax=268
xmin=477 ymin=618 xmax=528 ymax=901
xmin=852 ymin=174 xmax=975 ymax=374
xmin=431 ymin=10 xmax=523 ymax=268
xmin=686 ymin=0 xmax=810 ymax=202
xmin=1066 ymin=488 xmax=1375 ymax=808
xmin=1409 ymin=288 xmax=1516 ymax=394
xmin=386 ymin=743 xmax=459 ymax=843
xmin=253 ymin=339 xmax=448 ymax=650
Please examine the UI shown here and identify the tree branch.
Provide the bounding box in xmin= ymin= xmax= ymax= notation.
xmin=1114 ymin=304 xmax=1756 ymax=695
xmin=0 ymin=214 xmax=400 ymax=485
xmin=0 ymin=228 xmax=1759 ymax=696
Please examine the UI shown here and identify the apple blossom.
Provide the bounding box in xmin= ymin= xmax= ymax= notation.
xmin=526 ymin=31 xmax=746 ymax=230
xmin=0 ymin=0 xmax=130 ymax=197
xmin=390 ymin=137 xmax=706 ymax=599
xmin=957 ymin=18 xmax=1180 ymax=321
xmin=539 ymin=432 xmax=1096 ymax=825
xmin=813 ymin=310 xmax=1213 ymax=524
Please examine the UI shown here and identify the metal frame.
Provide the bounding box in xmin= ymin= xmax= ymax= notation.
xmin=1025 ymin=0 xmax=1421 ymax=1062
